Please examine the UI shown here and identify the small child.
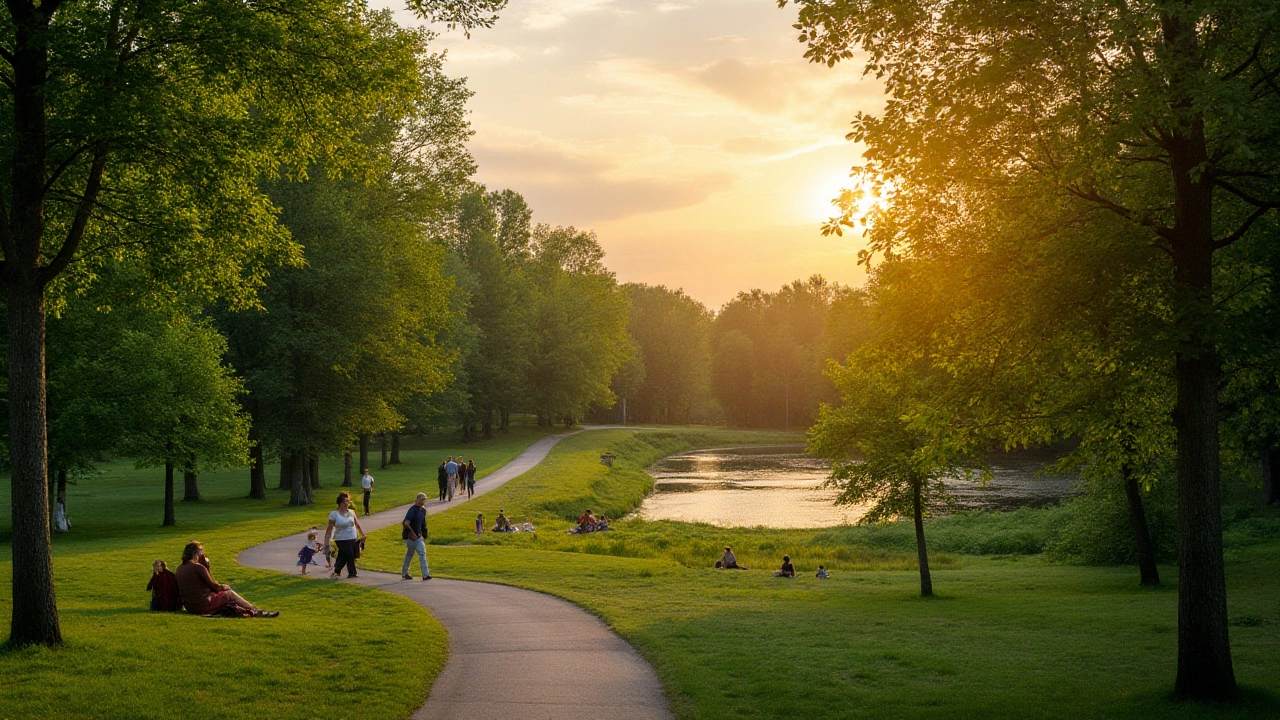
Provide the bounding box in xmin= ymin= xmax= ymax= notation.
xmin=298 ymin=530 xmax=319 ymax=575
xmin=773 ymin=555 xmax=796 ymax=578
xmin=476 ymin=513 xmax=484 ymax=535
xmin=815 ymin=565 xmax=829 ymax=579
xmin=147 ymin=559 xmax=181 ymax=612
xmin=310 ymin=525 xmax=331 ymax=568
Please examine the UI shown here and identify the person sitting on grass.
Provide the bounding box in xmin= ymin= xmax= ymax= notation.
xmin=715 ymin=547 xmax=747 ymax=570
xmin=816 ymin=565 xmax=829 ymax=579
xmin=773 ymin=555 xmax=796 ymax=578
xmin=147 ymin=559 xmax=181 ymax=612
xmin=175 ymin=541 xmax=278 ymax=618
xmin=492 ymin=510 xmax=515 ymax=532
xmin=576 ymin=508 xmax=598 ymax=532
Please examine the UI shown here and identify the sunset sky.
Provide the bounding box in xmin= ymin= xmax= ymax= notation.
xmin=376 ymin=0 xmax=884 ymax=309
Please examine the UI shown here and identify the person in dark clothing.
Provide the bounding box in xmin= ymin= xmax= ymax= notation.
xmin=437 ymin=461 xmax=448 ymax=502
xmin=401 ymin=493 xmax=431 ymax=580
xmin=147 ymin=559 xmax=181 ymax=612
xmin=465 ymin=459 xmax=477 ymax=498
xmin=175 ymin=541 xmax=275 ymax=616
xmin=773 ymin=555 xmax=796 ymax=578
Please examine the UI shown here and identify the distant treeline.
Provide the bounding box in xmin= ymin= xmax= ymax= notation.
xmin=590 ymin=276 xmax=867 ymax=430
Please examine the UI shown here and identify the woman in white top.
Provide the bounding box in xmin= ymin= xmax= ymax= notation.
xmin=323 ymin=491 xmax=366 ymax=578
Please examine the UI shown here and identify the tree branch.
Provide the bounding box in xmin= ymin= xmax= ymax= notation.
xmin=1065 ymin=184 xmax=1176 ymax=241
xmin=42 ymin=143 xmax=93 ymax=196
xmin=1214 ymin=178 xmax=1280 ymax=209
xmin=39 ymin=149 xmax=107 ymax=286
xmin=1214 ymin=206 xmax=1271 ymax=250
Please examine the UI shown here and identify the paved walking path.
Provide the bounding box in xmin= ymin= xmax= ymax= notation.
xmin=238 ymin=428 xmax=672 ymax=720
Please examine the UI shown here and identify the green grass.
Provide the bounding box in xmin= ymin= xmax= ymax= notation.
xmin=362 ymin=427 xmax=1280 ymax=720
xmin=0 ymin=422 xmax=555 ymax=720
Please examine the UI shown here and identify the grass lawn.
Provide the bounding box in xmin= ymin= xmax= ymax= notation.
xmin=0 ymin=422 xmax=555 ymax=720
xmin=363 ymin=428 xmax=1280 ymax=720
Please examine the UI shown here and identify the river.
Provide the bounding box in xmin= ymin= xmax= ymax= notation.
xmin=634 ymin=444 xmax=1076 ymax=529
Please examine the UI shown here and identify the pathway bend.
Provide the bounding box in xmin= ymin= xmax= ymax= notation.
xmin=238 ymin=427 xmax=672 ymax=720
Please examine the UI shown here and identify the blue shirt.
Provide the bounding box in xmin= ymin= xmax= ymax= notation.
xmin=445 ymin=461 xmax=459 ymax=477
xmin=403 ymin=505 xmax=427 ymax=540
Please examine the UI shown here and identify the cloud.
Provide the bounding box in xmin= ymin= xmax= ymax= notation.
xmin=705 ymin=34 xmax=747 ymax=44
xmin=722 ymin=136 xmax=792 ymax=156
xmin=656 ymin=3 xmax=691 ymax=12
xmin=470 ymin=133 xmax=733 ymax=223
xmin=442 ymin=42 xmax=522 ymax=64
xmin=521 ymin=0 xmax=615 ymax=30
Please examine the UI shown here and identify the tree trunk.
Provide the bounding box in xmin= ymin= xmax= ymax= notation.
xmin=163 ymin=461 xmax=176 ymax=526
xmin=4 ymin=7 xmax=62 ymax=648
xmin=380 ymin=434 xmax=389 ymax=469
xmin=359 ymin=435 xmax=369 ymax=475
xmin=182 ymin=454 xmax=200 ymax=502
xmin=343 ymin=451 xmax=353 ymax=487
xmin=1162 ymin=26 xmax=1235 ymax=695
xmin=391 ymin=434 xmax=401 ymax=464
xmin=1264 ymin=444 xmax=1279 ymax=506
xmin=911 ymin=477 xmax=932 ymax=597
xmin=289 ymin=452 xmax=312 ymax=506
xmin=1122 ymin=465 xmax=1160 ymax=586
xmin=482 ymin=415 xmax=493 ymax=440
xmin=249 ymin=444 xmax=266 ymax=500
xmin=501 ymin=409 xmax=510 ymax=432
xmin=309 ymin=453 xmax=320 ymax=490
xmin=279 ymin=454 xmax=292 ymax=490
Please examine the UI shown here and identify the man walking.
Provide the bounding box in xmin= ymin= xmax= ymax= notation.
xmin=444 ymin=456 xmax=459 ymax=502
xmin=401 ymin=492 xmax=431 ymax=580
xmin=361 ymin=468 xmax=375 ymax=516
xmin=436 ymin=460 xmax=448 ymax=502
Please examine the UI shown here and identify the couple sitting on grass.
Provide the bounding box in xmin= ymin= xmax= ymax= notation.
xmin=147 ymin=541 xmax=278 ymax=618
xmin=568 ymin=508 xmax=610 ymax=534
xmin=713 ymin=548 xmax=830 ymax=579
xmin=491 ymin=510 xmax=534 ymax=533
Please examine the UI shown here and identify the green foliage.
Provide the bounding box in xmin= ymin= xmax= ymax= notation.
xmin=1047 ymin=480 xmax=1179 ymax=566
xmin=614 ymin=284 xmax=712 ymax=424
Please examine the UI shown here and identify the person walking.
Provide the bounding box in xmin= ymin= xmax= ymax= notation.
xmin=324 ymin=492 xmax=366 ymax=579
xmin=444 ymin=456 xmax=459 ymax=502
xmin=401 ymin=492 xmax=432 ymax=580
xmin=465 ymin=459 xmax=477 ymax=499
xmin=360 ymin=468 xmax=375 ymax=516
xmin=436 ymin=460 xmax=448 ymax=502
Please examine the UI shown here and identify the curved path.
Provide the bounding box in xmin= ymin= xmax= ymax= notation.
xmin=238 ymin=429 xmax=672 ymax=720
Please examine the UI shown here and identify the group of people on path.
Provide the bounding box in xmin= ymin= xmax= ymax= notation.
xmin=148 ymin=541 xmax=278 ymax=617
xmin=436 ymin=456 xmax=476 ymax=502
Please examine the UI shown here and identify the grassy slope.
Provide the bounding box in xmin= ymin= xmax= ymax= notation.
xmin=365 ymin=428 xmax=1280 ymax=720
xmin=0 ymin=424 xmax=554 ymax=720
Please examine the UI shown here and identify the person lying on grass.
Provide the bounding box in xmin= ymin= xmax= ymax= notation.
xmin=147 ymin=559 xmax=181 ymax=612
xmin=773 ymin=556 xmax=796 ymax=578
xmin=715 ymin=547 xmax=747 ymax=570
xmin=176 ymin=541 xmax=278 ymax=618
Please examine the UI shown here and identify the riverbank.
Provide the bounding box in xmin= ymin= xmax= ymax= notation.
xmin=364 ymin=427 xmax=1280 ymax=719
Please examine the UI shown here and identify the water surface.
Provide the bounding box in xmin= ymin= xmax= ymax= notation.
xmin=636 ymin=444 xmax=1075 ymax=529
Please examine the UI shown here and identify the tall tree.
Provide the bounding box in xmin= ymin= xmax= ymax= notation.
xmin=621 ymin=284 xmax=710 ymax=424
xmin=0 ymin=0 xmax=499 ymax=648
xmin=788 ymin=0 xmax=1280 ymax=698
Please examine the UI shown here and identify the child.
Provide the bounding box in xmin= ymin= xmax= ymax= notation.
xmin=147 ymin=560 xmax=181 ymax=612
xmin=476 ymin=513 xmax=484 ymax=535
xmin=311 ymin=525 xmax=331 ymax=568
xmin=298 ymin=530 xmax=319 ymax=575
xmin=773 ymin=555 xmax=796 ymax=578
xmin=815 ymin=565 xmax=829 ymax=579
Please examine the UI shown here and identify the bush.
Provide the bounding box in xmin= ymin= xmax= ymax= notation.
xmin=1045 ymin=478 xmax=1177 ymax=565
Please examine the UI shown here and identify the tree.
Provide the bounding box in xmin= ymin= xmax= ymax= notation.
xmin=97 ymin=316 xmax=249 ymax=526
xmin=788 ymin=0 xmax=1280 ymax=698
xmin=0 ymin=0 xmax=499 ymax=648
xmin=809 ymin=350 xmax=976 ymax=597
xmin=620 ymin=284 xmax=709 ymax=424
xmin=523 ymin=225 xmax=630 ymax=426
